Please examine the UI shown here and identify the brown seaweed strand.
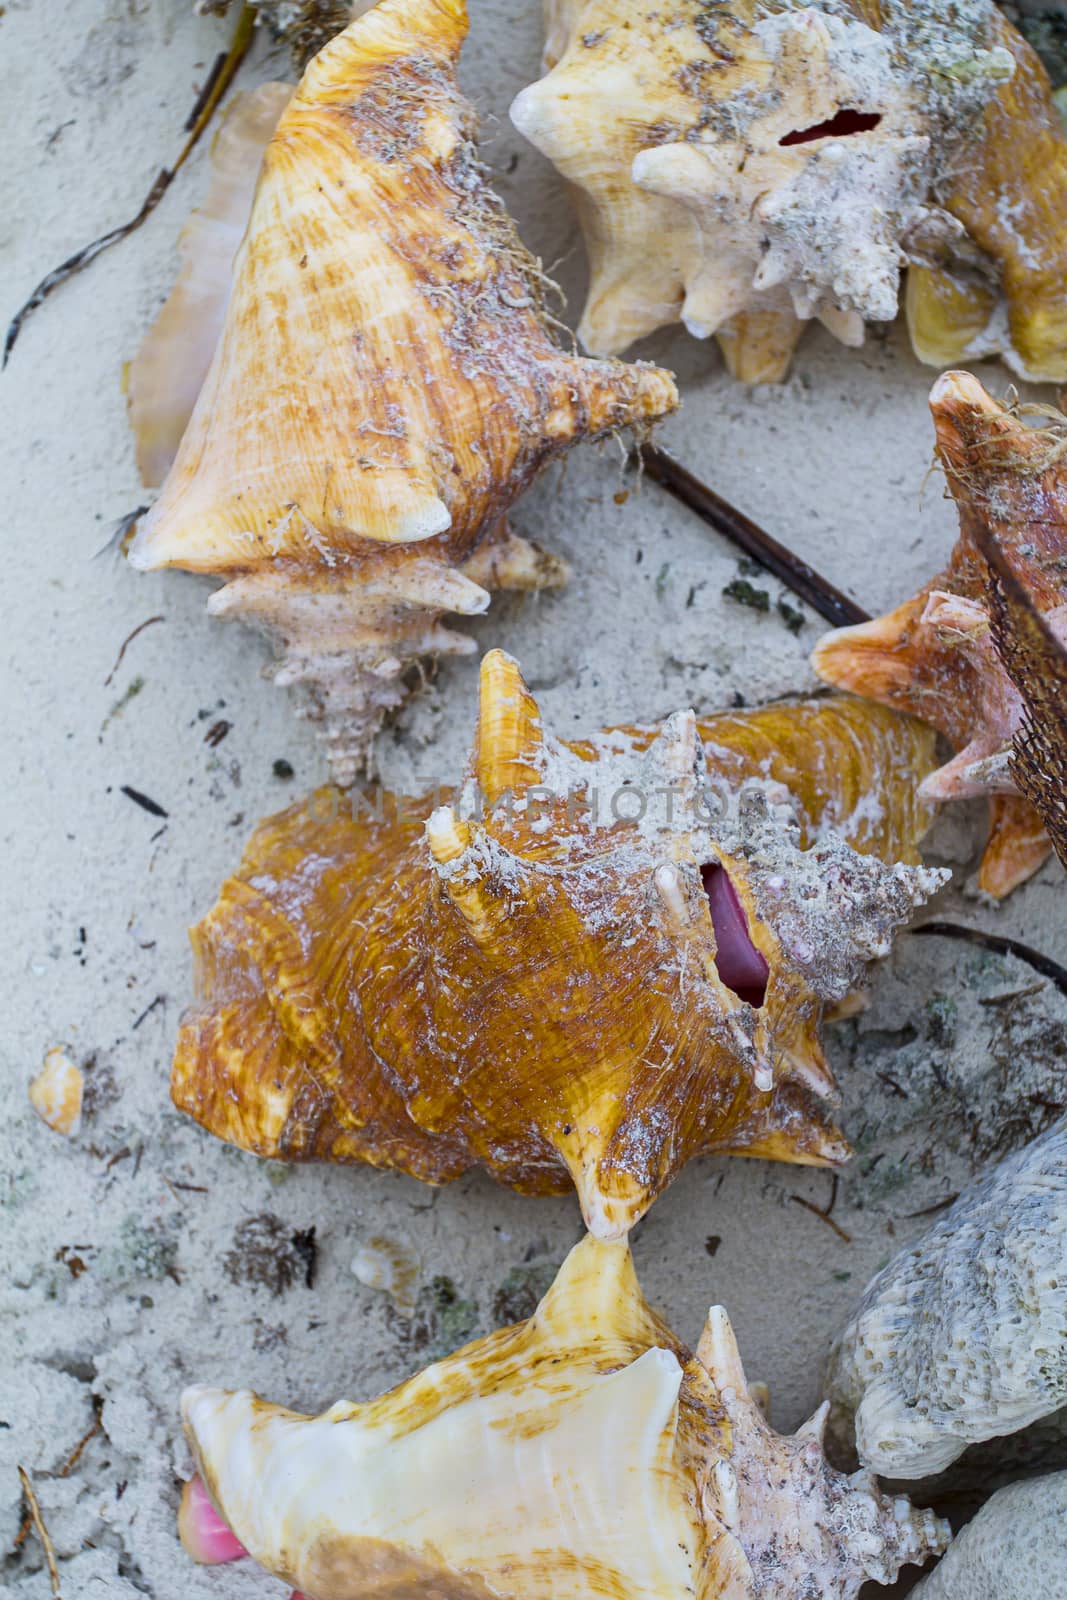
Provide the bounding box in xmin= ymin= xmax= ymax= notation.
xmin=912 ymin=923 xmax=1067 ymax=997
xmin=3 ymin=5 xmax=257 ymax=367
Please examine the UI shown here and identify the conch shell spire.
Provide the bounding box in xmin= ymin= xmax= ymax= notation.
xmin=180 ymin=1236 xmax=948 ymax=1599
xmin=813 ymin=369 xmax=1067 ymax=896
xmin=127 ymin=0 xmax=676 ymax=781
xmin=172 ymin=653 xmax=946 ymax=1237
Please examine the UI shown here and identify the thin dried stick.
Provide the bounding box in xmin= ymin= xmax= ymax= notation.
xmin=790 ymin=1192 xmax=852 ymax=1244
xmin=634 ymin=443 xmax=871 ymax=629
xmin=912 ymin=922 xmax=1067 ymax=998
xmin=4 ymin=4 xmax=257 ymax=366
xmin=17 ymin=1467 xmax=62 ymax=1598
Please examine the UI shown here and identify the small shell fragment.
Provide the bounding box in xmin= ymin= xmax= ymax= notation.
xmin=29 ymin=1048 xmax=83 ymax=1137
xmin=350 ymin=1235 xmax=419 ymax=1318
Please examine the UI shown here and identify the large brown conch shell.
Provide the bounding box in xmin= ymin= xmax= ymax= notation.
xmin=128 ymin=0 xmax=677 ymax=783
xmin=179 ymin=1234 xmax=949 ymax=1598
xmin=172 ymin=650 xmax=946 ymax=1238
xmin=511 ymin=0 xmax=1067 ymax=383
xmin=813 ymin=370 xmax=1067 ymax=898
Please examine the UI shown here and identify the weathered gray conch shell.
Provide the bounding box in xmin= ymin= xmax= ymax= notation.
xmin=823 ymin=1115 xmax=1067 ymax=1478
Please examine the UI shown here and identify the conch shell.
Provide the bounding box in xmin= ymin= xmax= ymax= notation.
xmin=813 ymin=369 xmax=1067 ymax=897
xmin=172 ymin=649 xmax=946 ymax=1238
xmin=128 ymin=0 xmax=677 ymax=783
xmin=179 ymin=1233 xmax=949 ymax=1598
xmin=910 ymin=1472 xmax=1067 ymax=1600
xmin=823 ymin=1113 xmax=1067 ymax=1480
xmin=511 ymin=0 xmax=1067 ymax=383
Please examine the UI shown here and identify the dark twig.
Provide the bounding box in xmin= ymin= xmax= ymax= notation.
xmin=121 ymin=786 xmax=168 ymax=819
xmin=634 ymin=443 xmax=870 ymax=629
xmin=904 ymin=1192 xmax=960 ymax=1219
xmin=4 ymin=5 xmax=257 ymax=365
xmin=912 ymin=922 xmax=1067 ymax=998
xmin=132 ymin=994 xmax=166 ymax=1031
xmin=790 ymin=1191 xmax=852 ymax=1244
xmin=104 ymin=616 xmax=164 ymax=686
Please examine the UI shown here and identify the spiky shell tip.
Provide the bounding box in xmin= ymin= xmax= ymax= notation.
xmin=813 ymin=369 xmax=1067 ymax=897
xmin=180 ymin=1235 xmax=949 ymax=1599
xmin=128 ymin=0 xmax=676 ymax=782
xmin=172 ymin=650 xmax=946 ymax=1237
xmin=511 ymin=0 xmax=1067 ymax=382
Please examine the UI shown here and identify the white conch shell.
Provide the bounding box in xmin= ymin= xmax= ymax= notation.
xmin=511 ymin=1 xmax=1028 ymax=381
xmin=129 ymin=0 xmax=677 ymax=782
xmin=823 ymin=1114 xmax=1067 ymax=1479
xmin=182 ymin=1235 xmax=947 ymax=1599
xmin=910 ymin=1471 xmax=1067 ymax=1599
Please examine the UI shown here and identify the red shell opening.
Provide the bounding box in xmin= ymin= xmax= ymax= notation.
xmin=779 ymin=109 xmax=882 ymax=146
xmin=701 ymin=864 xmax=769 ymax=1008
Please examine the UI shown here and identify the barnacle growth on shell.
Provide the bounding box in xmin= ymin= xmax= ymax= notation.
xmin=193 ymin=1 xmax=374 ymax=71
xmin=178 ymin=1234 xmax=949 ymax=1598
xmin=823 ymin=1114 xmax=1067 ymax=1480
xmin=172 ymin=649 xmax=946 ymax=1239
xmin=910 ymin=1471 xmax=1067 ymax=1600
xmin=128 ymin=0 xmax=677 ymax=784
xmin=814 ymin=369 xmax=1067 ymax=897
xmin=511 ymin=0 xmax=1067 ymax=383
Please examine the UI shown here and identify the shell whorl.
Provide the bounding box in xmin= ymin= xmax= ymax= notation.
xmin=180 ymin=1236 xmax=949 ymax=1599
xmin=171 ymin=651 xmax=946 ymax=1236
xmin=823 ymin=1114 xmax=1067 ymax=1480
xmin=813 ymin=370 xmax=1067 ymax=896
xmin=511 ymin=0 xmax=1067 ymax=382
xmin=127 ymin=0 xmax=677 ymax=781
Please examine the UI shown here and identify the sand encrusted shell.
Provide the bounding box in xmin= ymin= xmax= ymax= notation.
xmin=171 ymin=650 xmax=946 ymax=1238
xmin=823 ymin=1114 xmax=1067 ymax=1480
xmin=910 ymin=1471 xmax=1067 ymax=1599
xmin=129 ymin=0 xmax=677 ymax=783
xmin=813 ymin=369 xmax=1067 ymax=897
xmin=511 ymin=0 xmax=1067 ymax=383
xmin=181 ymin=1234 xmax=949 ymax=1598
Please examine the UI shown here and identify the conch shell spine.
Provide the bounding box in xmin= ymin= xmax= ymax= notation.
xmin=813 ymin=369 xmax=1066 ymax=897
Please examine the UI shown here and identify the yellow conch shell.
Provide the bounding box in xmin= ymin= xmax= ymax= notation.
xmin=813 ymin=370 xmax=1067 ymax=897
xmin=181 ymin=1234 xmax=949 ymax=1598
xmin=511 ymin=0 xmax=1067 ymax=383
xmin=172 ymin=651 xmax=945 ymax=1238
xmin=128 ymin=0 xmax=677 ymax=781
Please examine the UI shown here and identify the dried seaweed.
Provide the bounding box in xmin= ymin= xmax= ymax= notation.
xmin=3 ymin=5 xmax=256 ymax=366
